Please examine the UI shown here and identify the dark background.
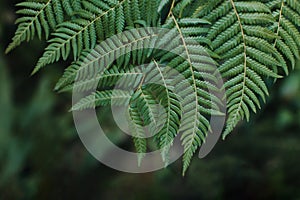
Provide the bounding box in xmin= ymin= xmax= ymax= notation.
xmin=1 ymin=1 xmax=300 ymax=199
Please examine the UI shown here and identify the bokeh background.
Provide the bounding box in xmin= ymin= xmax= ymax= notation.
xmin=1 ymin=1 xmax=300 ymax=199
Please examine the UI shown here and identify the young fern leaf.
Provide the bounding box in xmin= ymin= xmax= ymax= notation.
xmin=195 ymin=1 xmax=285 ymax=138
xmin=6 ymin=0 xmax=79 ymax=54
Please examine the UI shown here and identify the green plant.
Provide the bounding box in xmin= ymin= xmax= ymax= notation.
xmin=7 ymin=0 xmax=300 ymax=175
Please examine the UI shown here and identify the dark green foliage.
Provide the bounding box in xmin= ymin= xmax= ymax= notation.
xmin=7 ymin=0 xmax=300 ymax=175
xmin=5 ymin=0 xmax=81 ymax=53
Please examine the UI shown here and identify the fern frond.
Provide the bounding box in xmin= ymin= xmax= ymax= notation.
xmin=268 ymin=0 xmax=300 ymax=69
xmin=57 ymin=65 xmax=144 ymax=93
xmin=32 ymin=0 xmax=124 ymax=74
xmin=55 ymin=28 xmax=157 ymax=92
xmin=32 ymin=0 xmax=160 ymax=74
xmin=157 ymin=14 xmax=223 ymax=175
xmin=128 ymin=102 xmax=147 ymax=166
xmin=147 ymin=60 xmax=182 ymax=164
xmin=71 ymin=89 xmax=132 ymax=111
xmin=196 ymin=1 xmax=285 ymax=138
xmin=8 ymin=0 xmax=300 ymax=175
xmin=131 ymin=87 xmax=160 ymax=133
xmin=6 ymin=0 xmax=79 ymax=54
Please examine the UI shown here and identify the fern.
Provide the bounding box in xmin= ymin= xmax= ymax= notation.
xmin=55 ymin=28 xmax=158 ymax=92
xmin=128 ymin=101 xmax=147 ymax=166
xmin=71 ymin=89 xmax=132 ymax=111
xmin=267 ymin=0 xmax=300 ymax=68
xmin=194 ymin=1 xmax=288 ymax=138
xmin=146 ymin=61 xmax=182 ymax=165
xmin=156 ymin=14 xmax=223 ymax=175
xmin=58 ymin=65 xmax=144 ymax=93
xmin=32 ymin=0 xmax=125 ymax=73
xmin=6 ymin=0 xmax=81 ymax=54
xmin=7 ymin=0 xmax=300 ymax=175
xmin=32 ymin=0 xmax=160 ymax=74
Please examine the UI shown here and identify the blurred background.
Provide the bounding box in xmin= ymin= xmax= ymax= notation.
xmin=1 ymin=1 xmax=300 ymax=199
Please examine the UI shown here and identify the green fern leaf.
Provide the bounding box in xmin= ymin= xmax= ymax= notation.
xmin=57 ymin=65 xmax=143 ymax=93
xmin=195 ymin=1 xmax=285 ymax=139
xmin=157 ymin=14 xmax=223 ymax=175
xmin=128 ymin=102 xmax=147 ymax=167
xmin=55 ymin=28 xmax=157 ymax=92
xmin=6 ymin=0 xmax=79 ymax=54
xmin=32 ymin=0 xmax=160 ymax=74
xmin=8 ymin=0 xmax=300 ymax=175
xmin=268 ymin=0 xmax=300 ymax=69
xmin=71 ymin=89 xmax=132 ymax=111
xmin=148 ymin=61 xmax=182 ymax=164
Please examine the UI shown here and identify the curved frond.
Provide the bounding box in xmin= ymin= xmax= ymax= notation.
xmin=57 ymin=65 xmax=143 ymax=93
xmin=54 ymin=28 xmax=157 ymax=91
xmin=158 ymin=14 xmax=223 ymax=175
xmin=128 ymin=102 xmax=147 ymax=166
xmin=6 ymin=0 xmax=80 ymax=53
xmin=32 ymin=0 xmax=161 ymax=74
xmin=148 ymin=61 xmax=182 ymax=164
xmin=268 ymin=0 xmax=300 ymax=69
xmin=196 ymin=1 xmax=284 ymax=138
xmin=8 ymin=0 xmax=300 ymax=175
xmin=71 ymin=89 xmax=132 ymax=111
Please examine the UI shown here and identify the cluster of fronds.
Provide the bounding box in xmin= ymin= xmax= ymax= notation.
xmin=7 ymin=0 xmax=300 ymax=175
